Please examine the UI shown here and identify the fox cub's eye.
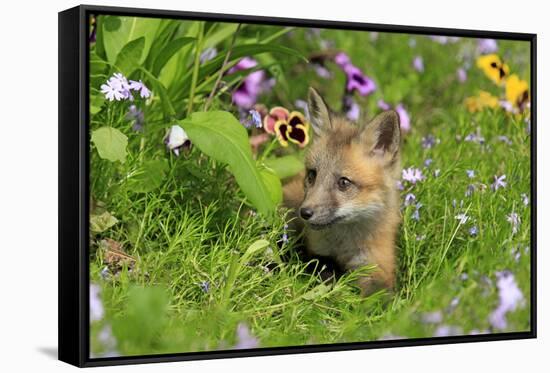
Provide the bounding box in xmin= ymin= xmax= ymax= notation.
xmin=306 ymin=169 xmax=316 ymax=185
xmin=338 ymin=177 xmax=352 ymax=191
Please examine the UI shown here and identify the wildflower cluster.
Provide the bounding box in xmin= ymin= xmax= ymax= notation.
xmin=100 ymin=73 xmax=151 ymax=101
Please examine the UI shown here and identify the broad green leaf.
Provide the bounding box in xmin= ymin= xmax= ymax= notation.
xmin=152 ymin=37 xmax=195 ymax=76
xmin=258 ymin=166 xmax=283 ymax=206
xmin=127 ymin=159 xmax=169 ymax=193
xmin=264 ymin=155 xmax=304 ymax=180
xmin=180 ymin=111 xmax=275 ymax=216
xmin=91 ymin=127 xmax=128 ymax=163
xmin=90 ymin=211 xmax=119 ymax=233
xmin=100 ymin=15 xmax=161 ymax=64
xmin=113 ymin=37 xmax=144 ymax=76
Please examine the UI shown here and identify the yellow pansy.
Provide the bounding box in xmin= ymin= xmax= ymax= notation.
xmin=505 ymin=74 xmax=529 ymax=110
xmin=465 ymin=91 xmax=500 ymax=113
xmin=476 ymin=54 xmax=510 ymax=85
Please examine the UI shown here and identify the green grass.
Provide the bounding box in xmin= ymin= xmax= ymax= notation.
xmin=89 ymin=20 xmax=531 ymax=357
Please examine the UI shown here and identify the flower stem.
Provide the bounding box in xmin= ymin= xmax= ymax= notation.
xmin=187 ymin=22 xmax=205 ymax=116
xmin=204 ymin=23 xmax=242 ymax=112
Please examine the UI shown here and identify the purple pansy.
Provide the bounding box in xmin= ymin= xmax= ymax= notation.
xmin=334 ymin=52 xmax=376 ymax=96
xmin=229 ymin=57 xmax=272 ymax=109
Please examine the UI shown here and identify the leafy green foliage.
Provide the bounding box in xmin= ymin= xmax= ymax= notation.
xmin=91 ymin=127 xmax=128 ymax=163
xmin=180 ymin=111 xmax=280 ymax=216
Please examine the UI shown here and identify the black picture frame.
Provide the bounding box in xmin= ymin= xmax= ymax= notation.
xmin=58 ymin=4 xmax=537 ymax=368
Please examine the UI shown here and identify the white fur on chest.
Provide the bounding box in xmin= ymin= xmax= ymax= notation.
xmin=306 ymin=223 xmax=372 ymax=270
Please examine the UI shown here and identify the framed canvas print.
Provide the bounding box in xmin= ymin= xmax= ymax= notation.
xmin=58 ymin=4 xmax=536 ymax=367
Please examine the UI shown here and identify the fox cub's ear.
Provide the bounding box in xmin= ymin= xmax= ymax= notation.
xmin=361 ymin=110 xmax=401 ymax=162
xmin=307 ymin=87 xmax=332 ymax=135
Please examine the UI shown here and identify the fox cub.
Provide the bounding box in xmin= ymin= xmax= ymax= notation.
xmin=283 ymin=88 xmax=402 ymax=296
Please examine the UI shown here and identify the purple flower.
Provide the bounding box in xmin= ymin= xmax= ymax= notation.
xmin=422 ymin=135 xmax=437 ymax=149
xmin=506 ymin=212 xmax=520 ymax=234
xmin=334 ymin=52 xmax=351 ymax=68
xmin=126 ymin=105 xmax=145 ymax=132
xmin=424 ymin=158 xmax=433 ymax=167
xmin=281 ymin=233 xmax=289 ymax=244
xmin=344 ymin=95 xmax=360 ymax=121
xmin=377 ymin=99 xmax=391 ymax=111
xmin=229 ymin=57 xmax=271 ymax=109
xmin=404 ymin=193 xmax=416 ymax=207
xmin=343 ymin=64 xmax=376 ymax=96
xmin=457 ymin=68 xmax=467 ymax=83
xmin=402 ymin=167 xmax=425 ymax=184
xmin=101 ymin=78 xmax=126 ymax=101
xmin=234 ymin=323 xmax=259 ymax=349
xmin=165 ymin=125 xmax=191 ymax=156
xmin=90 ymin=284 xmax=104 ymax=323
xmin=465 ymin=184 xmax=475 ymax=197
xmin=200 ymin=47 xmax=217 ymax=64
xmin=521 ymin=193 xmax=529 ymax=206
xmin=455 ymin=213 xmax=469 ymax=225
xmin=460 ymin=273 xmax=469 ymax=281
xmin=489 ymin=271 xmax=525 ymax=330
xmin=241 ymin=109 xmax=262 ymax=129
xmin=477 ymin=39 xmax=498 ymax=54
xmin=129 ymin=80 xmax=151 ymax=98
xmin=469 ymin=226 xmax=478 ymax=236
xmin=396 ymin=180 xmax=404 ymax=191
xmin=412 ymin=55 xmax=424 ymax=73
xmin=395 ymin=104 xmax=411 ymax=132
xmin=313 ymin=63 xmax=332 ymax=79
xmin=497 ymin=135 xmax=512 ymax=145
xmin=434 ymin=325 xmax=463 ymax=337
xmin=199 ymin=281 xmax=210 ymax=293
xmin=464 ymin=132 xmax=485 ymax=144
xmin=294 ymin=99 xmax=310 ymax=121
xmin=421 ymin=311 xmax=443 ymax=324
xmin=466 ymin=170 xmax=475 ymax=178
xmin=412 ymin=202 xmax=422 ymax=221
xmin=491 ymin=174 xmax=507 ymax=191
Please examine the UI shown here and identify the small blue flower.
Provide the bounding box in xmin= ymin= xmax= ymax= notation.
xmin=469 ymin=226 xmax=478 ymax=236
xmin=199 ymin=281 xmax=210 ymax=293
xmin=404 ymin=193 xmax=416 ymax=206
xmin=466 ymin=170 xmax=475 ymax=178
xmin=424 ymin=158 xmax=433 ymax=167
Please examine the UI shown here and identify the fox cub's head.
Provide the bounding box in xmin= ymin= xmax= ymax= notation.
xmin=299 ymin=88 xmax=401 ymax=230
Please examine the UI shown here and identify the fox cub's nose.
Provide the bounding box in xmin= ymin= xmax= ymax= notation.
xmin=300 ymin=207 xmax=314 ymax=220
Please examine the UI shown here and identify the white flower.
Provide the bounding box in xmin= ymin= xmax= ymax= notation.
xmin=455 ymin=213 xmax=469 ymax=225
xmin=100 ymin=79 xmax=125 ymax=101
xmin=165 ymin=125 xmax=191 ymax=156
